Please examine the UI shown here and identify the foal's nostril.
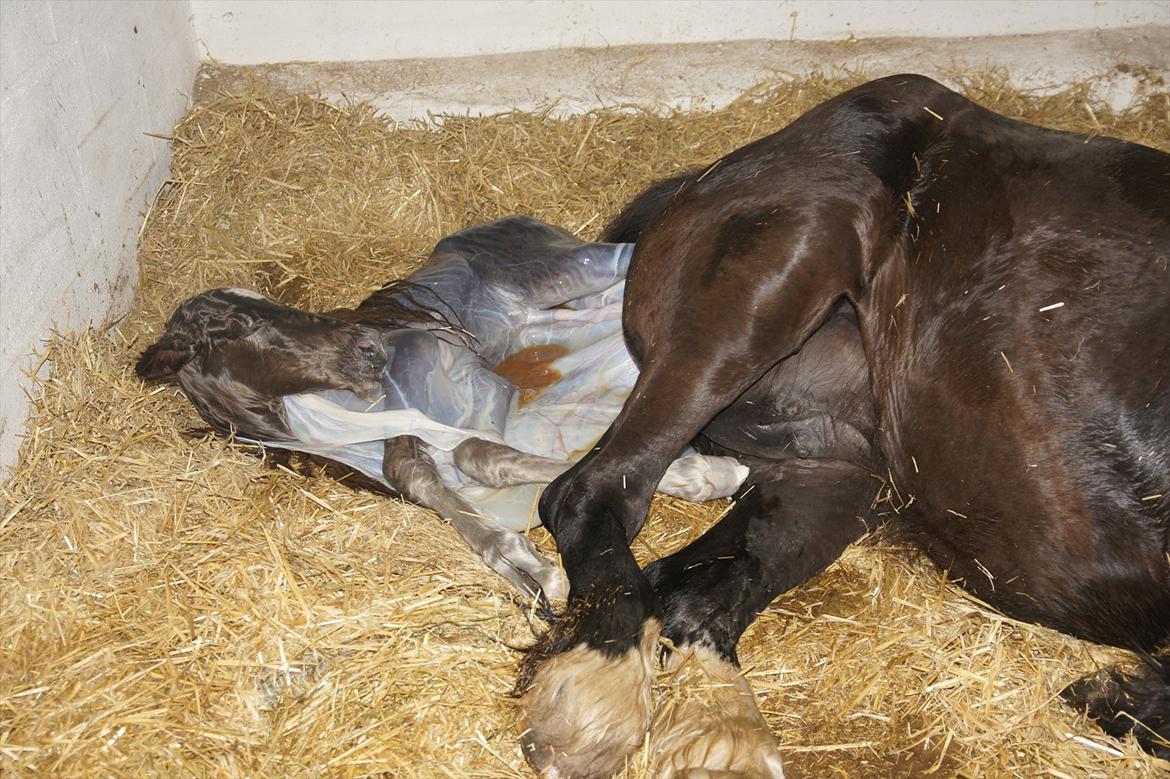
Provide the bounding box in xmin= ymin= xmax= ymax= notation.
xmin=356 ymin=339 xmax=377 ymax=355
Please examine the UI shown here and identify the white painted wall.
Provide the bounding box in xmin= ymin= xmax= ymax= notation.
xmin=0 ymin=1 xmax=198 ymax=475
xmin=190 ymin=0 xmax=1170 ymax=64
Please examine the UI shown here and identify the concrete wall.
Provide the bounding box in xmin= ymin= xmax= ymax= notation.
xmin=190 ymin=0 xmax=1170 ymax=64
xmin=0 ymin=1 xmax=198 ymax=475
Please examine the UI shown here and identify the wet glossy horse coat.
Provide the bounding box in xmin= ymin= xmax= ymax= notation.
xmin=518 ymin=74 xmax=1170 ymax=775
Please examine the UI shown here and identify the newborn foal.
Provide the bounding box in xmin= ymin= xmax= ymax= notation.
xmin=138 ymin=216 xmax=747 ymax=604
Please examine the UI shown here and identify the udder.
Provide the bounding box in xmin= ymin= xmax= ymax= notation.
xmin=702 ymin=306 xmax=875 ymax=463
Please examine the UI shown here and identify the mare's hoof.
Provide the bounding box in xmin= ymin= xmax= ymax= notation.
xmin=517 ymin=620 xmax=660 ymax=778
xmin=650 ymin=646 xmax=786 ymax=779
xmin=650 ymin=711 xmax=785 ymax=778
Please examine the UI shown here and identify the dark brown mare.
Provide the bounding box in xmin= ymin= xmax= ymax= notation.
xmin=517 ymin=74 xmax=1170 ymax=777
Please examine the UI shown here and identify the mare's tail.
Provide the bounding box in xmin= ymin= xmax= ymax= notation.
xmin=602 ymin=170 xmax=698 ymax=243
xmin=1062 ymin=653 xmax=1170 ymax=758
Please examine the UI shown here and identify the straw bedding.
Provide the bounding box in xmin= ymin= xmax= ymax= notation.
xmin=2 ymin=70 xmax=1168 ymax=777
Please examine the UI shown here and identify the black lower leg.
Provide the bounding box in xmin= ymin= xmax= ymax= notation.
xmin=533 ymin=475 xmax=661 ymax=657
xmin=1063 ymin=652 xmax=1170 ymax=758
xmin=646 ymin=459 xmax=875 ymax=662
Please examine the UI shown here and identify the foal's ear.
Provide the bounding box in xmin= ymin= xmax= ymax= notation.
xmin=136 ymin=337 xmax=195 ymax=380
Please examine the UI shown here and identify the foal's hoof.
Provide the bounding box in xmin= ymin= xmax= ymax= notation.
xmin=650 ymin=646 xmax=785 ymax=779
xmin=517 ymin=620 xmax=660 ymax=778
xmin=532 ymin=560 xmax=568 ymax=603
xmin=487 ymin=529 xmax=567 ymax=603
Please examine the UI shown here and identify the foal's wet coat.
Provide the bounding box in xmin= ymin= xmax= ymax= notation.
xmin=137 ymin=217 xmax=748 ymax=605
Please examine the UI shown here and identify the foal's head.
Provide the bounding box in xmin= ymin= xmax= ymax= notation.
xmin=136 ymin=288 xmax=387 ymax=438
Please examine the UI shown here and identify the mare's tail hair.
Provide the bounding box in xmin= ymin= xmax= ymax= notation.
xmin=602 ymin=170 xmax=698 ymax=244
xmin=1062 ymin=653 xmax=1170 ymax=758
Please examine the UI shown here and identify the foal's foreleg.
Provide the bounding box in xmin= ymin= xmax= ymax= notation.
xmin=382 ymin=437 xmax=565 ymax=601
xmin=453 ymin=437 xmax=747 ymax=501
xmin=452 ymin=438 xmax=572 ymax=487
xmin=645 ymin=459 xmax=874 ymax=778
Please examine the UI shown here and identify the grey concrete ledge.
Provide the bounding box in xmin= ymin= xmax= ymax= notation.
xmin=195 ymin=26 xmax=1169 ymax=118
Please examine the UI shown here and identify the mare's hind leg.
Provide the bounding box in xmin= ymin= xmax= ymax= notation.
xmin=382 ymin=436 xmax=565 ymax=601
xmin=515 ymin=348 xmax=788 ymax=778
xmin=515 ymin=191 xmax=864 ymax=777
xmin=645 ymin=459 xmax=874 ymax=777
